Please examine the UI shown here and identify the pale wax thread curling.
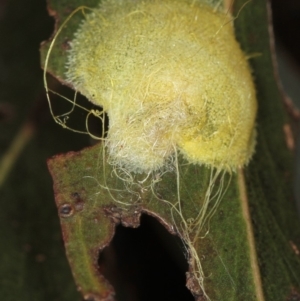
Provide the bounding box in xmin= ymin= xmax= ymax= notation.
xmin=43 ymin=5 xmax=105 ymax=136
xmin=157 ymin=153 xmax=232 ymax=300
xmin=45 ymin=0 xmax=257 ymax=300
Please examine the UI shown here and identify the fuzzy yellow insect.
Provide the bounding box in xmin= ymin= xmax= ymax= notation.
xmin=66 ymin=0 xmax=257 ymax=173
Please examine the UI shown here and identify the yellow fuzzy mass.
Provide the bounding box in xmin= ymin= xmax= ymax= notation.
xmin=66 ymin=0 xmax=257 ymax=173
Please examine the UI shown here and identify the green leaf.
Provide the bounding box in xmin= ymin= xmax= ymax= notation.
xmin=41 ymin=0 xmax=300 ymax=300
xmin=48 ymin=145 xmax=257 ymax=300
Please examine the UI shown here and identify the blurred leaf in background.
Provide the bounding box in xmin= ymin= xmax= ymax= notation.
xmin=0 ymin=0 xmax=86 ymax=300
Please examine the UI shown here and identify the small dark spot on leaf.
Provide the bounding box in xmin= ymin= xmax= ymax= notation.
xmin=71 ymin=192 xmax=85 ymax=212
xmin=62 ymin=38 xmax=71 ymax=51
xmin=74 ymin=200 xmax=85 ymax=211
xmin=59 ymin=203 xmax=74 ymax=217
xmin=72 ymin=192 xmax=80 ymax=199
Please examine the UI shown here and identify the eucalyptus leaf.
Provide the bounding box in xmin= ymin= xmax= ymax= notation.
xmin=41 ymin=0 xmax=300 ymax=300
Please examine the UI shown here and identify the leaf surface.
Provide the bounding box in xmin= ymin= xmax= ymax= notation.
xmin=41 ymin=0 xmax=300 ymax=300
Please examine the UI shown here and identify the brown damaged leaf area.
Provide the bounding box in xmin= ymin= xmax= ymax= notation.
xmin=47 ymin=144 xmax=188 ymax=300
xmin=47 ymin=144 xmax=192 ymax=300
xmin=48 ymin=147 xmax=114 ymax=300
xmin=47 ymin=142 xmax=259 ymax=301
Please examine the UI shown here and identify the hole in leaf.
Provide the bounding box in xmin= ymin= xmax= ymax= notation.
xmin=45 ymin=75 xmax=108 ymax=141
xmin=99 ymin=214 xmax=194 ymax=301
